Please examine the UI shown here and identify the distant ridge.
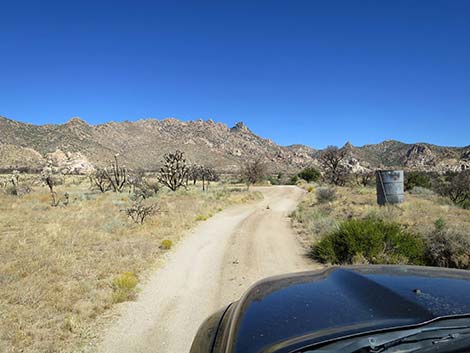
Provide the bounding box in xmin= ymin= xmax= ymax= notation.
xmin=0 ymin=116 xmax=468 ymax=173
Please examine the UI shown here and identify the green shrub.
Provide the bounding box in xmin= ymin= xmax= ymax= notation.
xmin=112 ymin=272 xmax=139 ymax=303
xmin=298 ymin=167 xmax=321 ymax=183
xmin=405 ymin=172 xmax=430 ymax=191
xmin=311 ymin=218 xmax=426 ymax=265
xmin=289 ymin=175 xmax=299 ymax=185
xmin=316 ymin=187 xmax=336 ymax=203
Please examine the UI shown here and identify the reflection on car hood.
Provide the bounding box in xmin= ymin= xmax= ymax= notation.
xmin=227 ymin=266 xmax=470 ymax=353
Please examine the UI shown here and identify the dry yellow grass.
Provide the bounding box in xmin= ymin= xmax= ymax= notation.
xmin=0 ymin=178 xmax=260 ymax=352
xmin=292 ymin=184 xmax=470 ymax=248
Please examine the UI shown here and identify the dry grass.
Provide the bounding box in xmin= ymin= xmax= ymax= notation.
xmin=0 ymin=177 xmax=260 ymax=353
xmin=291 ymin=184 xmax=470 ymax=250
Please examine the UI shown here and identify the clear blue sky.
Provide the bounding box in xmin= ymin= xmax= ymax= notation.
xmin=1 ymin=0 xmax=469 ymax=148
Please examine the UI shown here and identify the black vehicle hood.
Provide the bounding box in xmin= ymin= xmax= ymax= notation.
xmin=225 ymin=266 xmax=470 ymax=353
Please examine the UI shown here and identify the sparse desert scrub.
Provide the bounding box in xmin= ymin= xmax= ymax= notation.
xmin=291 ymin=185 xmax=470 ymax=267
xmin=0 ymin=177 xmax=260 ymax=353
xmin=316 ymin=186 xmax=337 ymax=203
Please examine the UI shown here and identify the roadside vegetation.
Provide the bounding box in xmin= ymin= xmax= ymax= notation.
xmin=0 ymin=151 xmax=261 ymax=353
xmin=290 ymin=149 xmax=470 ymax=270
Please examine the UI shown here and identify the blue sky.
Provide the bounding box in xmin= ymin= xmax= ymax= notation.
xmin=0 ymin=0 xmax=469 ymax=148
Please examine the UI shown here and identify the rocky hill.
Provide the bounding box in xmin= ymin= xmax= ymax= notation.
xmin=0 ymin=116 xmax=468 ymax=174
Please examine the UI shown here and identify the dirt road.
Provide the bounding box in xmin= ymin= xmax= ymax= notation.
xmin=98 ymin=186 xmax=319 ymax=353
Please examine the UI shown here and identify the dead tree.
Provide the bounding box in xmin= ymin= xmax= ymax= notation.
xmin=158 ymin=150 xmax=189 ymax=191
xmin=104 ymin=154 xmax=128 ymax=192
xmin=91 ymin=169 xmax=111 ymax=192
xmin=438 ymin=170 xmax=470 ymax=207
xmin=241 ymin=158 xmax=266 ymax=189
xmin=125 ymin=200 xmax=158 ymax=224
xmin=318 ymin=146 xmax=349 ymax=186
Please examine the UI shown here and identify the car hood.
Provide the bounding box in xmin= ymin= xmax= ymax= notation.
xmin=225 ymin=266 xmax=470 ymax=353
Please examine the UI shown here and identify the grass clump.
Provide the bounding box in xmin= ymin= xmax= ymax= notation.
xmin=160 ymin=239 xmax=173 ymax=250
xmin=112 ymin=272 xmax=139 ymax=303
xmin=311 ymin=218 xmax=426 ymax=265
xmin=316 ymin=186 xmax=336 ymax=203
xmin=195 ymin=213 xmax=211 ymax=221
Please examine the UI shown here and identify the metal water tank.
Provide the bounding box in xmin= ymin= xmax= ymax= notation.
xmin=376 ymin=170 xmax=404 ymax=205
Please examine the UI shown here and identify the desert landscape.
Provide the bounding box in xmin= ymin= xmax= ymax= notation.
xmin=1 ymin=116 xmax=469 ymax=352
xmin=2 ymin=1 xmax=470 ymax=352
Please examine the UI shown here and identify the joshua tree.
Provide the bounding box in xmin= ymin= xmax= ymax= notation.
xmin=158 ymin=150 xmax=189 ymax=191
xmin=41 ymin=164 xmax=60 ymax=206
xmin=10 ymin=170 xmax=20 ymax=187
xmin=104 ymin=154 xmax=128 ymax=192
xmin=318 ymin=146 xmax=349 ymax=186
xmin=241 ymin=158 xmax=266 ymax=189
xmin=188 ymin=164 xmax=202 ymax=186
xmin=355 ymin=171 xmax=374 ymax=187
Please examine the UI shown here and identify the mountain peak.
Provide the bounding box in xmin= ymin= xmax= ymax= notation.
xmin=66 ymin=117 xmax=88 ymax=125
xmin=231 ymin=121 xmax=251 ymax=133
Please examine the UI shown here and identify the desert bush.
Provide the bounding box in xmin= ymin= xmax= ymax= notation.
xmin=291 ymin=204 xmax=337 ymax=238
xmin=426 ymin=218 xmax=470 ymax=269
xmin=195 ymin=213 xmax=212 ymax=221
xmin=268 ymin=172 xmax=285 ymax=185
xmin=160 ymin=239 xmax=173 ymax=250
xmin=405 ymin=172 xmax=430 ymax=191
xmin=408 ymin=186 xmax=435 ymax=196
xmin=306 ymin=185 xmax=315 ymax=193
xmin=436 ymin=170 xmax=470 ymax=208
xmin=316 ymin=187 xmax=336 ymax=203
xmin=132 ymin=180 xmax=160 ymax=200
xmin=125 ymin=201 xmax=158 ymax=224
xmin=298 ymin=167 xmax=321 ymax=183
xmin=112 ymin=272 xmax=139 ymax=303
xmin=310 ymin=218 xmax=426 ymax=265
xmin=241 ymin=158 xmax=267 ymax=189
xmin=2 ymin=171 xmax=33 ymax=196
xmin=289 ymin=175 xmax=299 ymax=185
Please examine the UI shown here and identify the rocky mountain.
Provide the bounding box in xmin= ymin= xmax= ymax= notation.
xmin=0 ymin=116 xmax=468 ymax=174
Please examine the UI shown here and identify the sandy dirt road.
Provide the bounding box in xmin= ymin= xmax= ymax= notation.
xmin=99 ymin=186 xmax=319 ymax=353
